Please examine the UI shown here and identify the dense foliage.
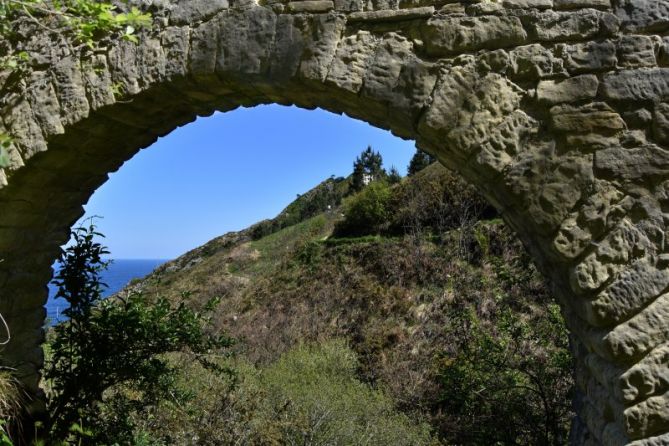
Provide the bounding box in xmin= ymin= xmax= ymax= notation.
xmin=44 ymin=224 xmax=232 ymax=444
xmin=134 ymin=162 xmax=574 ymax=445
xmin=2 ymin=156 xmax=575 ymax=445
xmin=130 ymin=341 xmax=436 ymax=445
xmin=335 ymin=163 xmax=495 ymax=240
xmin=333 ymin=180 xmax=392 ymax=236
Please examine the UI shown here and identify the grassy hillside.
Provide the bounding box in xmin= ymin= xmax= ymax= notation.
xmin=123 ymin=163 xmax=574 ymax=445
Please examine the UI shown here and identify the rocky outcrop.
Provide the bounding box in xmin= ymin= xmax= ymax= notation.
xmin=0 ymin=0 xmax=667 ymax=444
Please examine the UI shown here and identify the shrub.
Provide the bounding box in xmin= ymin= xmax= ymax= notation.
xmin=44 ymin=223 xmax=233 ymax=444
xmin=334 ymin=180 xmax=392 ymax=236
xmin=435 ymin=304 xmax=573 ymax=445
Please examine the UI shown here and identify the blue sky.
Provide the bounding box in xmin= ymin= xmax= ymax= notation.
xmin=80 ymin=105 xmax=417 ymax=259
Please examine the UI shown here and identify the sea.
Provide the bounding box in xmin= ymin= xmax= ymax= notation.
xmin=46 ymin=259 xmax=168 ymax=324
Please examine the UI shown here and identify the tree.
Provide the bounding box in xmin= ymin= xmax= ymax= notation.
xmin=45 ymin=223 xmax=233 ymax=444
xmin=387 ymin=166 xmax=402 ymax=184
xmin=407 ymin=149 xmax=435 ymax=176
xmin=350 ymin=146 xmax=386 ymax=192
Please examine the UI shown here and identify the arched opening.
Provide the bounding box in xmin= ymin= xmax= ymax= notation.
xmin=1 ymin=1 xmax=667 ymax=443
xmin=38 ymin=103 xmax=572 ymax=445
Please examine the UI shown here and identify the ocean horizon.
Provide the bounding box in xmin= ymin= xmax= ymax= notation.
xmin=46 ymin=258 xmax=168 ymax=324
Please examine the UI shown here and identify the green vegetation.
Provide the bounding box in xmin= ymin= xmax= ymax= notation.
xmin=0 ymin=150 xmax=574 ymax=445
xmin=351 ymin=146 xmax=385 ymax=192
xmin=334 ymin=180 xmax=393 ymax=236
xmin=132 ymin=160 xmax=573 ymax=445
xmin=42 ymin=223 xmax=232 ymax=445
xmin=407 ymin=148 xmax=436 ymax=176
xmin=130 ymin=341 xmax=436 ymax=445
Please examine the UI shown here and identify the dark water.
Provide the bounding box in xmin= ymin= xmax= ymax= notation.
xmin=46 ymin=259 xmax=167 ymax=324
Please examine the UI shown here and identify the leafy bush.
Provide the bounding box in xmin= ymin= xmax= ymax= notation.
xmin=334 ymin=180 xmax=392 ymax=236
xmin=132 ymin=340 xmax=437 ymax=445
xmin=435 ymin=304 xmax=573 ymax=445
xmin=44 ymin=223 xmax=233 ymax=444
xmin=257 ymin=340 xmax=436 ymax=445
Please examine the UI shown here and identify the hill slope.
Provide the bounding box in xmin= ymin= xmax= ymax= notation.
xmin=127 ymin=163 xmax=574 ymax=445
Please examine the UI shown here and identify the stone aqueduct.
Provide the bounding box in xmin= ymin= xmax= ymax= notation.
xmin=0 ymin=0 xmax=667 ymax=443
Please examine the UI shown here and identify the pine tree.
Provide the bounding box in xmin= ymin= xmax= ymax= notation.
xmin=351 ymin=146 xmax=386 ymax=192
xmin=407 ymin=149 xmax=436 ymax=176
xmin=387 ymin=166 xmax=402 ymax=184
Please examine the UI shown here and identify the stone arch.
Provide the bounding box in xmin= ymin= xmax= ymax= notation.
xmin=1 ymin=0 xmax=668 ymax=444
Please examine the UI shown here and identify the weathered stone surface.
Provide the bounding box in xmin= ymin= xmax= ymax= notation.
xmin=502 ymin=0 xmax=552 ymax=9
xmin=551 ymin=102 xmax=625 ymax=134
xmin=600 ymin=292 xmax=669 ymax=361
xmin=553 ymin=0 xmax=610 ymax=10
xmin=287 ymin=1 xmax=334 ymax=13
xmin=348 ymin=6 xmax=433 ymax=22
xmin=524 ymin=10 xmax=619 ymax=43
xmin=421 ymin=16 xmax=527 ymax=56
xmin=537 ymin=75 xmax=599 ymax=105
xmin=614 ymin=0 xmax=669 ymax=33
xmin=297 ymin=14 xmax=346 ymax=82
xmin=628 ymin=432 xmax=669 ymax=446
xmin=618 ymin=343 xmax=669 ymax=404
xmin=617 ymin=36 xmax=657 ymax=68
xmin=560 ymin=40 xmax=617 ymax=74
xmin=595 ymin=144 xmax=669 ymax=181
xmin=584 ymin=259 xmax=669 ymax=326
xmin=652 ymin=103 xmax=669 ymax=146
xmin=659 ymin=37 xmax=669 ymax=67
xmin=601 ymin=69 xmax=669 ymax=102
xmin=333 ymin=0 xmax=362 ymax=12
xmin=325 ymin=30 xmax=377 ymax=93
xmin=170 ymin=0 xmax=229 ymax=25
xmin=509 ymin=44 xmax=566 ymax=79
xmin=624 ymin=391 xmax=669 ymax=440
xmin=217 ymin=8 xmax=277 ymax=75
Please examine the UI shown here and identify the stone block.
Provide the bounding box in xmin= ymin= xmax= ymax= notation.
xmin=560 ymin=40 xmax=617 ymax=73
xmin=553 ymin=0 xmax=611 ymax=10
xmin=537 ymin=74 xmax=599 ymax=105
xmin=325 ymin=31 xmax=377 ymax=94
xmin=287 ymin=1 xmax=334 ymax=13
xmin=652 ymin=103 xmax=669 ymax=145
xmin=347 ymin=6 xmax=433 ymax=22
xmin=617 ymin=35 xmax=657 ymax=68
xmin=524 ymin=10 xmax=618 ymax=43
xmin=421 ymin=16 xmax=527 ymax=56
xmin=510 ymin=44 xmax=566 ymax=79
xmin=614 ymin=0 xmax=669 ymax=33
xmin=551 ymin=102 xmax=625 ymax=133
xmin=601 ymin=68 xmax=669 ymax=102
xmin=170 ymin=0 xmax=229 ymax=25
xmin=501 ymin=0 xmax=553 ymax=9
xmin=217 ymin=8 xmax=277 ymax=75
xmin=595 ymin=144 xmax=669 ymax=181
